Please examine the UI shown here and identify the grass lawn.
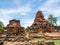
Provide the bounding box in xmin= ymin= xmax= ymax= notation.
xmin=31 ymin=38 xmax=60 ymax=45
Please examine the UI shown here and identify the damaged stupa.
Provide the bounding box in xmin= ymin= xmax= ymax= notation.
xmin=28 ymin=11 xmax=55 ymax=33
xmin=6 ymin=19 xmax=25 ymax=35
xmin=0 ymin=19 xmax=27 ymax=42
xmin=3 ymin=19 xmax=25 ymax=35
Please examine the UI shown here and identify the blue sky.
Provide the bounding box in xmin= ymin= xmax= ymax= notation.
xmin=0 ymin=0 xmax=60 ymax=27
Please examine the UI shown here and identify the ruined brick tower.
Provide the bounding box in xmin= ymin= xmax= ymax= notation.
xmin=6 ymin=19 xmax=25 ymax=35
xmin=29 ymin=11 xmax=55 ymax=33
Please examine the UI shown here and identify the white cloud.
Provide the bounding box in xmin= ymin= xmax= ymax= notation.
xmin=40 ymin=8 xmax=60 ymax=17
xmin=35 ymin=0 xmax=60 ymax=17
xmin=0 ymin=15 xmax=13 ymax=26
xmin=0 ymin=2 xmax=32 ymax=27
xmin=21 ymin=19 xmax=34 ymax=28
xmin=44 ymin=0 xmax=60 ymax=6
xmin=0 ymin=5 xmax=31 ymax=15
xmin=57 ymin=21 xmax=60 ymax=26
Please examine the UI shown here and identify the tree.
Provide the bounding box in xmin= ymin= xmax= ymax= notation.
xmin=48 ymin=14 xmax=54 ymax=25
xmin=53 ymin=17 xmax=57 ymax=29
xmin=47 ymin=14 xmax=57 ymax=30
xmin=0 ymin=21 xmax=4 ymax=30
xmin=25 ymin=26 xmax=30 ymax=30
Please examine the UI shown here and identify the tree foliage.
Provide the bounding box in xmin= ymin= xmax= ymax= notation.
xmin=53 ymin=17 xmax=57 ymax=25
xmin=48 ymin=14 xmax=57 ymax=26
xmin=25 ymin=26 xmax=30 ymax=30
xmin=0 ymin=21 xmax=4 ymax=30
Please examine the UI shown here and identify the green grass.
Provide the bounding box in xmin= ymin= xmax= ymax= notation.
xmin=31 ymin=38 xmax=60 ymax=45
xmin=50 ymin=40 xmax=60 ymax=45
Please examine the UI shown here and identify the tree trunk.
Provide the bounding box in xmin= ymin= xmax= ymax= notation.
xmin=55 ymin=23 xmax=57 ymax=31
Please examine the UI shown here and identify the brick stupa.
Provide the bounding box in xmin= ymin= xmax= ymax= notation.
xmin=29 ymin=11 xmax=55 ymax=33
xmin=6 ymin=19 xmax=25 ymax=35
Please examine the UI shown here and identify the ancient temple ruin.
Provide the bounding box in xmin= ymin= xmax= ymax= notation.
xmin=0 ymin=19 xmax=27 ymax=42
xmin=3 ymin=19 xmax=25 ymax=35
xmin=0 ymin=11 xmax=56 ymax=45
xmin=29 ymin=11 xmax=55 ymax=33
